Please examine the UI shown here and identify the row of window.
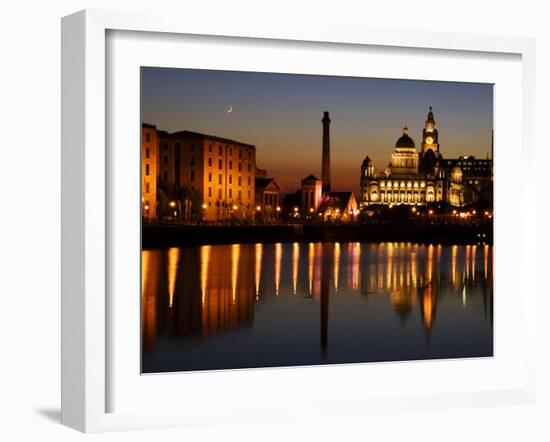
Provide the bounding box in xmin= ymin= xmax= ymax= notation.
xmin=157 ymin=168 xmax=254 ymax=189
xmin=161 ymin=141 xmax=253 ymax=160
xmin=203 ymin=201 xmax=254 ymax=209
xmin=207 ymin=173 xmax=251 ymax=186
xmin=371 ymin=192 xmax=437 ymax=203
xmin=206 ymin=157 xmax=251 ymax=172
xmin=379 ymin=181 xmax=427 ymax=188
xmin=159 ymin=155 xmax=253 ymax=173
xmin=207 ymin=144 xmax=252 ymax=160
xmin=206 ymin=188 xmax=251 ymax=200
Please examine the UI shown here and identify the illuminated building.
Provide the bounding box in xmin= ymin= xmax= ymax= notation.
xmin=254 ymin=171 xmax=283 ymax=221
xmin=360 ymin=107 xmax=493 ymax=208
xmin=317 ymin=192 xmax=358 ymax=222
xmin=141 ymin=124 xmax=158 ymax=221
xmin=281 ymin=175 xmax=357 ymax=222
xmin=143 ymin=124 xmax=257 ymax=222
xmin=300 ymin=174 xmax=323 ymax=213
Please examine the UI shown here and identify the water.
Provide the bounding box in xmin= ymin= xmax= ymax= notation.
xmin=142 ymin=242 xmax=493 ymax=373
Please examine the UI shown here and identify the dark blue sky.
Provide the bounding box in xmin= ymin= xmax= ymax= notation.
xmin=141 ymin=68 xmax=493 ymax=193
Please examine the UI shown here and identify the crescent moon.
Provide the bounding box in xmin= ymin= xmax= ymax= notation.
xmin=226 ymin=105 xmax=233 ymax=113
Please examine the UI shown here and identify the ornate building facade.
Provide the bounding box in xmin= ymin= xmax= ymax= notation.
xmin=255 ymin=168 xmax=283 ymax=222
xmin=360 ymin=107 xmax=492 ymax=208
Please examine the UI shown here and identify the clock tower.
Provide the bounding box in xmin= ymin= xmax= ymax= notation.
xmin=421 ymin=106 xmax=439 ymax=155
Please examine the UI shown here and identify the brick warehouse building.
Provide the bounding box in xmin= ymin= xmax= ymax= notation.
xmin=142 ymin=124 xmax=257 ymax=222
xmin=141 ymin=124 xmax=158 ymax=221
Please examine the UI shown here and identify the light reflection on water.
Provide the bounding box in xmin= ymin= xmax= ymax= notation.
xmin=142 ymin=242 xmax=493 ymax=373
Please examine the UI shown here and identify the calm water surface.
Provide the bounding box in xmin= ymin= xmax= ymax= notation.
xmin=142 ymin=242 xmax=493 ymax=373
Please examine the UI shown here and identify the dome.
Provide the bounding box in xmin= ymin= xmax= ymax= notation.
xmin=395 ymin=127 xmax=415 ymax=148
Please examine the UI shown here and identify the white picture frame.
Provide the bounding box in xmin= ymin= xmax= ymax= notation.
xmin=61 ymin=9 xmax=537 ymax=433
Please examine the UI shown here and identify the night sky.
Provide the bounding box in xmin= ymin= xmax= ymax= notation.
xmin=141 ymin=68 xmax=493 ymax=194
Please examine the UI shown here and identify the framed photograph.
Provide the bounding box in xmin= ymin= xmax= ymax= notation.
xmin=61 ymin=9 xmax=537 ymax=432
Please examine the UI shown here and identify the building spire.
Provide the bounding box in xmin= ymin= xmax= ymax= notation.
xmin=321 ymin=111 xmax=331 ymax=193
xmin=427 ymin=106 xmax=434 ymax=120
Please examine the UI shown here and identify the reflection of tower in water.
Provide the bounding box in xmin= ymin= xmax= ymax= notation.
xmin=141 ymin=250 xmax=157 ymax=352
xmin=231 ymin=244 xmax=240 ymax=304
xmin=292 ymin=242 xmax=299 ymax=295
xmin=255 ymin=243 xmax=263 ymax=300
xmin=351 ymin=243 xmax=361 ymax=290
xmin=308 ymin=243 xmax=315 ymax=296
xmin=320 ymin=243 xmax=331 ymax=355
xmin=420 ymin=243 xmax=437 ymax=338
xmin=482 ymin=245 xmax=493 ymax=324
xmin=420 ymin=283 xmax=437 ymax=339
xmin=390 ymin=244 xmax=416 ymax=323
xmin=451 ymin=245 xmax=458 ymax=287
xmin=200 ymin=245 xmax=210 ymax=306
xmin=471 ymin=245 xmax=477 ymax=282
xmin=274 ymin=243 xmax=282 ymax=296
xmin=333 ymin=242 xmax=340 ymax=292
xmin=167 ymin=247 xmax=180 ymax=309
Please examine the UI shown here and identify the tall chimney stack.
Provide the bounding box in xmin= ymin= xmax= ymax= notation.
xmin=321 ymin=111 xmax=331 ymax=194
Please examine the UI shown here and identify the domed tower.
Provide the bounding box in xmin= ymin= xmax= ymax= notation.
xmin=361 ymin=155 xmax=375 ymax=179
xmin=360 ymin=155 xmax=378 ymax=207
xmin=390 ymin=127 xmax=419 ymax=175
xmin=421 ymin=106 xmax=439 ymax=155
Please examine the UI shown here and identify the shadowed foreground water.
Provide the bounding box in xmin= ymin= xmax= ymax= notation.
xmin=142 ymin=242 xmax=493 ymax=373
